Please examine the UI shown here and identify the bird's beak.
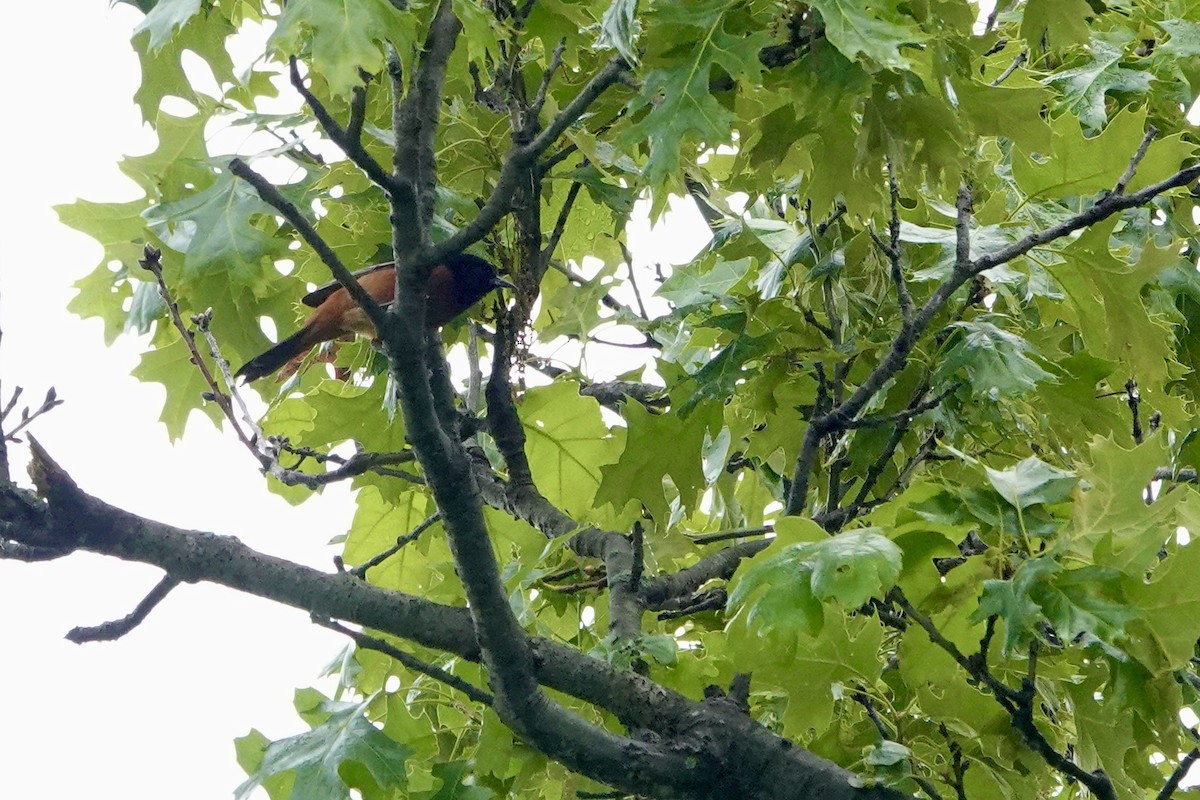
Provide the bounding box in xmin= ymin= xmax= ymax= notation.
xmin=492 ymin=276 xmax=517 ymax=291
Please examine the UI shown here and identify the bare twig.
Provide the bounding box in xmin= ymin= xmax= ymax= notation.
xmin=1156 ymin=748 xmax=1200 ymax=800
xmin=529 ymin=38 xmax=567 ymax=118
xmin=65 ymin=574 xmax=181 ymax=643
xmin=314 ymin=615 xmax=494 ymax=705
xmin=1 ymin=387 xmax=63 ymax=444
xmin=138 ymin=248 xmax=263 ymax=461
xmin=288 ymin=57 xmax=396 ymax=194
xmin=885 ymin=159 xmax=914 ymax=324
xmin=990 ymin=51 xmax=1027 ymax=86
xmin=352 ymin=512 xmax=442 ymax=578
xmin=1114 ymin=126 xmax=1158 ymax=195
xmin=542 ymin=179 xmax=583 ymax=270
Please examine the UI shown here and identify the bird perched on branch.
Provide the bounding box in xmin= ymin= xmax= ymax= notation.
xmin=236 ymin=252 xmax=515 ymax=382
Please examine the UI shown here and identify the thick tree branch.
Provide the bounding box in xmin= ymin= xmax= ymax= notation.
xmin=642 ymin=540 xmax=770 ymax=610
xmin=5 ymin=438 xmax=904 ymax=800
xmin=484 ymin=316 xmax=644 ymax=640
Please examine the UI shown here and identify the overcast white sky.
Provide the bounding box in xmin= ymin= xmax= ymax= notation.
xmin=0 ymin=4 xmax=353 ymax=798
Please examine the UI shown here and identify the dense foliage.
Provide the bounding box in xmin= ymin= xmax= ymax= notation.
xmin=5 ymin=0 xmax=1200 ymax=798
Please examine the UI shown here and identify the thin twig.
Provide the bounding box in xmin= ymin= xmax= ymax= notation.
xmin=885 ymin=159 xmax=914 ymax=324
xmin=1156 ymin=748 xmax=1200 ymax=800
xmin=314 ymin=616 xmax=494 ymax=705
xmin=65 ymin=575 xmax=181 ymax=643
xmin=623 ymin=245 xmax=650 ymax=320
xmin=138 ymin=248 xmax=263 ymax=461
xmin=843 ymin=383 xmax=959 ymax=429
xmin=1114 ymin=126 xmax=1158 ymax=195
xmin=289 ymin=58 xmax=396 ymax=194
xmin=990 ymin=51 xmax=1027 ymax=86
xmin=529 ymin=38 xmax=567 ymax=118
xmin=426 ymin=57 xmax=632 ymax=266
xmin=353 ymin=512 xmax=442 ymax=578
xmin=541 ymin=179 xmax=583 ymax=270
xmin=1 ymin=387 xmax=63 ymax=444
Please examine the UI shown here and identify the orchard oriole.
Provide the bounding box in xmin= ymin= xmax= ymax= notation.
xmin=236 ymin=253 xmax=514 ymax=382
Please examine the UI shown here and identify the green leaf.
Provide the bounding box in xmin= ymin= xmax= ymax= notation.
xmin=680 ymin=331 xmax=773 ymax=415
xmin=865 ymin=740 xmax=910 ymax=766
xmin=595 ymin=0 xmax=640 ymax=65
xmin=656 ymin=257 xmax=752 ymax=307
xmin=810 ymin=0 xmax=929 ymax=70
xmin=1020 ymin=0 xmax=1093 ymax=49
xmin=520 ymin=382 xmax=617 ymax=522
xmin=938 ymin=319 xmax=1056 ymax=397
xmin=729 ymin=529 xmax=902 ymax=637
xmin=143 ymin=171 xmax=284 ymax=280
xmin=1012 ymin=108 xmax=1194 ymax=199
xmin=133 ymin=0 xmax=203 ymax=50
xmin=1127 ymin=539 xmax=1200 ymax=671
xmin=131 ymin=13 xmax=236 ymax=120
xmin=1048 ymin=36 xmax=1153 ymax=130
xmin=235 ymin=696 xmax=412 ymax=800
xmin=619 ymin=0 xmax=772 ymax=188
xmin=269 ymin=0 xmax=420 ymax=97
xmin=974 ymin=557 xmax=1137 ymax=654
xmin=596 ymin=400 xmax=717 ymax=520
xmin=984 ymin=457 xmax=1077 ymax=510
xmin=130 ymin=336 xmax=224 ymax=441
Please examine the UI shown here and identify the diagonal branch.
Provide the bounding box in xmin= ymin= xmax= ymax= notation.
xmin=314 ymin=615 xmax=493 ymax=705
xmin=889 ymin=588 xmax=1118 ymax=800
xmin=228 ymin=158 xmax=390 ymax=337
xmin=425 ymin=57 xmax=632 ymax=266
xmin=288 ymin=58 xmax=396 ymax=194
xmin=65 ymin=574 xmax=181 ymax=643
xmin=818 ymin=158 xmax=1199 ymax=441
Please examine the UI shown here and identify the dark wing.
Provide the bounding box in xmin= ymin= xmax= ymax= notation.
xmin=301 ymin=260 xmax=396 ymax=308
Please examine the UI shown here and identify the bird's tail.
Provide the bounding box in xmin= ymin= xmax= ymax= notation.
xmin=235 ymin=326 xmax=316 ymax=382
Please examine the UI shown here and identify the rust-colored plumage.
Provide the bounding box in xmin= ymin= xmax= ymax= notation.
xmin=236 ymin=253 xmax=513 ymax=382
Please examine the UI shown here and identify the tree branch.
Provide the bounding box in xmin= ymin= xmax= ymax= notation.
xmin=314 ymin=615 xmax=494 ymax=705
xmin=288 ymin=58 xmax=396 ymax=194
xmin=5 ymin=437 xmax=904 ymax=800
xmin=228 ymin=159 xmax=391 ymax=338
xmin=65 ymin=574 xmax=181 ymax=643
xmin=425 ymin=57 xmax=631 ymax=266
